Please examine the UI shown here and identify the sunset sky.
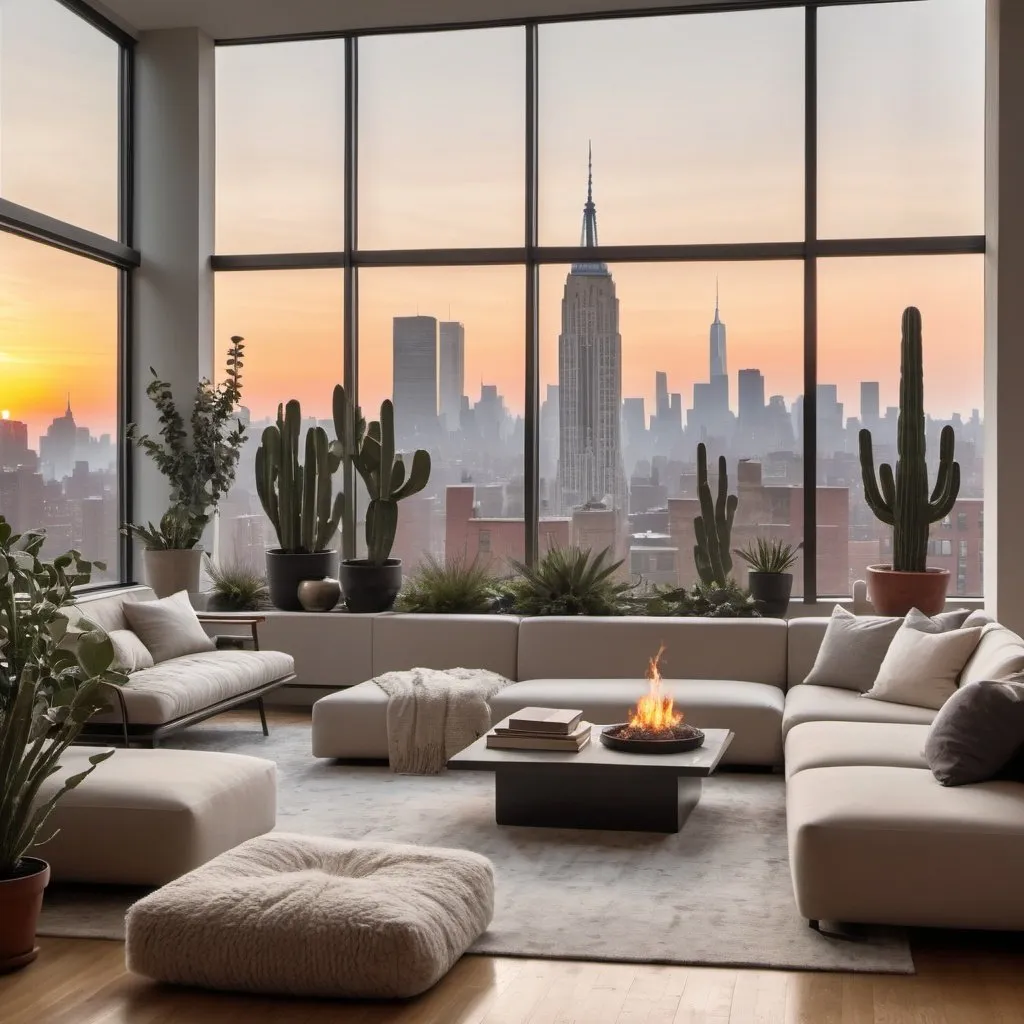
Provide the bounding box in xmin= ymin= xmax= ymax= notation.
xmin=0 ymin=0 xmax=985 ymax=443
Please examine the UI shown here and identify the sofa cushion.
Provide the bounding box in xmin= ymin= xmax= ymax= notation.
xmin=787 ymin=765 xmax=1024 ymax=929
xmin=784 ymin=720 xmax=929 ymax=778
xmin=108 ymin=629 xmax=155 ymax=673
xmin=925 ymin=678 xmax=1024 ymax=786
xmin=516 ymin=616 xmax=789 ymax=687
xmin=372 ymin=614 xmax=520 ymax=679
xmin=863 ymin=620 xmax=983 ymax=710
xmin=90 ymin=650 xmax=295 ymax=726
xmin=782 ymin=683 xmax=935 ymax=741
xmin=312 ymin=676 xmax=785 ymax=766
xmin=960 ymin=624 xmax=1024 ymax=686
xmin=123 ymin=590 xmax=216 ymax=663
xmin=801 ymin=606 xmax=902 ymax=692
xmin=786 ymin=617 xmax=830 ymax=687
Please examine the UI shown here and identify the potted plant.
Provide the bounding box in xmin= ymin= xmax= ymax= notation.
xmin=332 ymin=386 xmax=431 ymax=613
xmin=0 ymin=519 xmax=122 ymax=972
xmin=123 ymin=336 xmax=247 ymax=596
xmin=202 ymin=554 xmax=268 ymax=612
xmin=396 ymin=554 xmax=501 ymax=614
xmin=255 ymin=399 xmax=343 ymax=611
xmin=859 ymin=307 xmax=959 ymax=615
xmin=505 ymin=545 xmax=637 ymax=616
xmin=733 ymin=538 xmax=802 ymax=617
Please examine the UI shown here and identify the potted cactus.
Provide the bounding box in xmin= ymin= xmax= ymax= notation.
xmin=859 ymin=306 xmax=960 ymax=616
xmin=693 ymin=442 xmax=738 ymax=589
xmin=255 ymin=400 xmax=344 ymax=611
xmin=332 ymin=386 xmax=431 ymax=613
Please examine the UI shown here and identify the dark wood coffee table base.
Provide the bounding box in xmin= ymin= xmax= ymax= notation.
xmin=493 ymin=763 xmax=702 ymax=833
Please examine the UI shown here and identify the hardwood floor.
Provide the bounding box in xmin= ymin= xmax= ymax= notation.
xmin=2 ymin=933 xmax=1023 ymax=1023
xmin=5 ymin=710 xmax=1021 ymax=1022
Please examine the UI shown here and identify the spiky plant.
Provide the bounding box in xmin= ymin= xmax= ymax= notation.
xmin=203 ymin=555 xmax=269 ymax=611
xmin=395 ymin=554 xmax=501 ymax=614
xmin=646 ymin=579 xmax=760 ymax=618
xmin=506 ymin=546 xmax=637 ymax=617
xmin=733 ymin=538 xmax=802 ymax=575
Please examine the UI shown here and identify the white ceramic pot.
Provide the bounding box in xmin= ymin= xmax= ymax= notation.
xmin=142 ymin=548 xmax=203 ymax=598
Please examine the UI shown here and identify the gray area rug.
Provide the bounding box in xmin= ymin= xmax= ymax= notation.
xmin=38 ymin=721 xmax=913 ymax=973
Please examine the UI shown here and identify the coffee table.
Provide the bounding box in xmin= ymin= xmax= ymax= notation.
xmin=447 ymin=720 xmax=734 ymax=834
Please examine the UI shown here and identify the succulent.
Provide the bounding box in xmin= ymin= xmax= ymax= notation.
xmin=859 ymin=307 xmax=960 ymax=573
xmin=255 ymin=399 xmax=343 ymax=554
xmin=733 ymin=538 xmax=802 ymax=575
xmin=506 ymin=545 xmax=638 ymax=617
xmin=693 ymin=443 xmax=737 ymax=587
xmin=332 ymin=386 xmax=431 ymax=566
xmin=645 ymin=579 xmax=760 ymax=618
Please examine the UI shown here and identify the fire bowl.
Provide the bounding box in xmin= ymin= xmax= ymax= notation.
xmin=599 ymin=723 xmax=705 ymax=755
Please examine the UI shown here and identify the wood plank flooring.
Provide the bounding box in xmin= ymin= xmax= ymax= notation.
xmin=4 ymin=710 xmax=1021 ymax=1022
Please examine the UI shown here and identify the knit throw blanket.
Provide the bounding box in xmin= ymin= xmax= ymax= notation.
xmin=373 ymin=668 xmax=512 ymax=775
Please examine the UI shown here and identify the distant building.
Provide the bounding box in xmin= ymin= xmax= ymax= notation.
xmin=438 ymin=321 xmax=465 ymax=434
xmin=860 ymin=381 xmax=880 ymax=426
xmin=392 ymin=315 xmax=438 ymax=446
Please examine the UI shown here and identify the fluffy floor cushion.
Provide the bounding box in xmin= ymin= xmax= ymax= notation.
xmin=125 ymin=832 xmax=495 ymax=999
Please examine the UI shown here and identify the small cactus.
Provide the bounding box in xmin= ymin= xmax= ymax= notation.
xmin=859 ymin=307 xmax=960 ymax=573
xmin=693 ymin=442 xmax=737 ymax=587
xmin=255 ymin=399 xmax=343 ymax=553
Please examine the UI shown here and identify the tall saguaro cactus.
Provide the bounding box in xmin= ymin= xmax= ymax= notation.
xmin=693 ymin=442 xmax=738 ymax=587
xmin=332 ymin=386 xmax=432 ymax=566
xmin=255 ymin=399 xmax=344 ymax=553
xmin=858 ymin=306 xmax=960 ymax=573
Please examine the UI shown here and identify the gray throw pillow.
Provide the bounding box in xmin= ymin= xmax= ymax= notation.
xmin=123 ymin=590 xmax=216 ymax=664
xmin=925 ymin=677 xmax=1024 ymax=786
xmin=803 ymin=606 xmax=902 ymax=692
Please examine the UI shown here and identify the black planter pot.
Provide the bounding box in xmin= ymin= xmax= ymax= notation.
xmin=340 ymin=559 xmax=403 ymax=613
xmin=747 ymin=572 xmax=793 ymax=618
xmin=265 ymin=549 xmax=338 ymax=611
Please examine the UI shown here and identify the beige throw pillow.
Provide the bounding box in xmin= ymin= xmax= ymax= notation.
xmin=959 ymin=624 xmax=1024 ymax=687
xmin=864 ymin=622 xmax=984 ymax=710
xmin=802 ymin=606 xmax=902 ymax=692
xmin=107 ymin=629 xmax=155 ymax=673
xmin=122 ymin=590 xmax=216 ymax=664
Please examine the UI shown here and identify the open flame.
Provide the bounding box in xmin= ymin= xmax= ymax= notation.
xmin=627 ymin=643 xmax=683 ymax=733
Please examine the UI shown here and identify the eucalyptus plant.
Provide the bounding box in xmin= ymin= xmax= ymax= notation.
xmin=0 ymin=517 xmax=124 ymax=877
xmin=123 ymin=336 xmax=247 ymax=550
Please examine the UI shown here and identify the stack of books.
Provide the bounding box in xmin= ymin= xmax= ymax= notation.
xmin=486 ymin=707 xmax=591 ymax=752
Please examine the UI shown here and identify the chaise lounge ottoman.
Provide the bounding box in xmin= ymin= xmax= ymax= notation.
xmin=125 ymin=832 xmax=495 ymax=999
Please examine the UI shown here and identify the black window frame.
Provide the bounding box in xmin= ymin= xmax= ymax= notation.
xmin=211 ymin=0 xmax=985 ymax=603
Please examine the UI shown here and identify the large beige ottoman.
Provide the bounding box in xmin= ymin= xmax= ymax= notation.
xmin=39 ymin=747 xmax=276 ymax=885
xmin=126 ymin=833 xmax=494 ymax=998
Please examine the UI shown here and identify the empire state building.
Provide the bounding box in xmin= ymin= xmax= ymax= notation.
xmin=556 ymin=150 xmax=626 ymax=514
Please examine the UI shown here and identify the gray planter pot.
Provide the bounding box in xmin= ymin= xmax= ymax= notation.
xmin=266 ymin=550 xmax=339 ymax=611
xmin=747 ymin=571 xmax=793 ymax=618
xmin=340 ymin=559 xmax=403 ymax=613
xmin=142 ymin=548 xmax=202 ymax=598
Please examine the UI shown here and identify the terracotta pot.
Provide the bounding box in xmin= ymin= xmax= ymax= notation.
xmin=143 ymin=548 xmax=202 ymax=598
xmin=866 ymin=565 xmax=950 ymax=616
xmin=0 ymin=858 xmax=49 ymax=973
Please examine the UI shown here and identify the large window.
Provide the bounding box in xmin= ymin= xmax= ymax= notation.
xmin=0 ymin=0 xmax=133 ymax=584
xmin=213 ymin=0 xmax=985 ymax=601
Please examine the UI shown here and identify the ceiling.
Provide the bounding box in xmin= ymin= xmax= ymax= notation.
xmin=85 ymin=0 xmax=758 ymax=41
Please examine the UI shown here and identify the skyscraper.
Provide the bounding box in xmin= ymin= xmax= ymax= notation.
xmin=392 ymin=315 xmax=438 ymax=446
xmin=738 ymin=369 xmax=766 ymax=431
xmin=438 ymin=320 xmax=465 ymax=433
xmin=860 ymin=381 xmax=880 ymax=425
xmin=709 ymin=279 xmax=727 ymax=379
xmin=557 ymin=148 xmax=625 ymax=513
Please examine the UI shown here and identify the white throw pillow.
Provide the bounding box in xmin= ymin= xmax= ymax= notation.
xmin=107 ymin=629 xmax=155 ymax=673
xmin=864 ymin=622 xmax=985 ymax=710
xmin=802 ymin=606 xmax=902 ymax=692
xmin=122 ymin=590 xmax=216 ymax=664
xmin=907 ymin=608 xmax=993 ymax=633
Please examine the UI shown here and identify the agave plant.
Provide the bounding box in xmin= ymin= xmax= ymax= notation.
xmin=0 ymin=518 xmax=124 ymax=878
xmin=733 ymin=538 xmax=802 ymax=575
xmin=506 ymin=546 xmax=637 ymax=617
xmin=203 ymin=555 xmax=269 ymax=611
xmin=396 ymin=554 xmax=501 ymax=615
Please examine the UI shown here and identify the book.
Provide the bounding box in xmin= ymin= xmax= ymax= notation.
xmin=507 ymin=707 xmax=584 ymax=735
xmin=491 ymin=719 xmax=591 ymax=742
xmin=486 ymin=724 xmax=593 ymax=752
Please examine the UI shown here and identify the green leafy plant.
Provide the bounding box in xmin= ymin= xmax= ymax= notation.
xmin=733 ymin=538 xmax=802 ymax=575
xmin=0 ymin=517 xmax=124 ymax=877
xmin=396 ymin=554 xmax=501 ymax=614
xmin=693 ymin=442 xmax=738 ymax=587
xmin=203 ymin=555 xmax=268 ymax=611
xmin=123 ymin=336 xmax=247 ymax=550
xmin=646 ymin=579 xmax=760 ymax=618
xmin=859 ymin=306 xmax=960 ymax=572
xmin=255 ymin=399 xmax=343 ymax=554
xmin=332 ymin=386 xmax=432 ymax=566
xmin=506 ymin=546 xmax=637 ymax=617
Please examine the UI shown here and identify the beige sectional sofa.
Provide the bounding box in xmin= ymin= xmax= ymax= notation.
xmin=311 ymin=610 xmax=1024 ymax=930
